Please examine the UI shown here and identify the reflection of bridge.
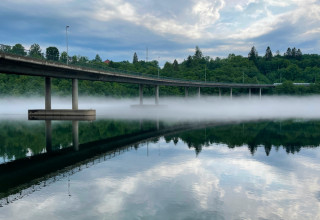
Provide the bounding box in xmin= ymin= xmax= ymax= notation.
xmin=0 ymin=120 xmax=227 ymax=205
xmin=0 ymin=52 xmax=275 ymax=115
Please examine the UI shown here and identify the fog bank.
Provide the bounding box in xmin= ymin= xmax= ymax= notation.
xmin=1 ymin=96 xmax=320 ymax=122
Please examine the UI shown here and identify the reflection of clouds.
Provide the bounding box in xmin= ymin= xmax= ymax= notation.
xmin=94 ymin=158 xmax=226 ymax=215
xmin=1 ymin=143 xmax=320 ymax=219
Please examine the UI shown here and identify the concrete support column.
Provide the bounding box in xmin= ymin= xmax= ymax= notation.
xmin=259 ymin=88 xmax=262 ymax=100
xmin=139 ymin=84 xmax=143 ymax=105
xmin=249 ymin=88 xmax=251 ymax=99
xmin=45 ymin=120 xmax=52 ymax=153
xmin=230 ymin=88 xmax=233 ymax=99
xmin=72 ymin=120 xmax=79 ymax=151
xmin=72 ymin=79 xmax=78 ymax=110
xmin=219 ymin=88 xmax=221 ymax=99
xmin=155 ymin=85 xmax=159 ymax=105
xmin=198 ymin=87 xmax=201 ymax=99
xmin=45 ymin=77 xmax=51 ymax=110
xmin=185 ymin=87 xmax=189 ymax=98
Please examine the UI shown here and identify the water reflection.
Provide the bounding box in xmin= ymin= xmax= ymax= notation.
xmin=0 ymin=118 xmax=320 ymax=219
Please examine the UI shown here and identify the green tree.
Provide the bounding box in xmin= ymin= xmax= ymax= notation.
xmin=46 ymin=47 xmax=59 ymax=61
xmin=29 ymin=43 xmax=42 ymax=58
xmin=194 ymin=46 xmax=203 ymax=59
xmin=0 ymin=44 xmax=11 ymax=53
xmin=78 ymin=56 xmax=89 ymax=63
xmin=292 ymin=47 xmax=297 ymax=58
xmin=173 ymin=59 xmax=179 ymax=71
xmin=133 ymin=52 xmax=138 ymax=64
xmin=296 ymin=49 xmax=302 ymax=60
xmin=60 ymin=51 xmax=68 ymax=63
xmin=248 ymin=46 xmax=258 ymax=62
xmin=186 ymin=55 xmax=193 ymax=67
xmin=285 ymin=48 xmax=292 ymax=58
xmin=11 ymin=44 xmax=27 ymax=56
xmin=71 ymin=55 xmax=77 ymax=64
xmin=94 ymin=54 xmax=102 ymax=63
xmin=264 ymin=46 xmax=273 ymax=61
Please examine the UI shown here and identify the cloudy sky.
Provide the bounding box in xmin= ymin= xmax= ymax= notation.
xmin=1 ymin=0 xmax=320 ymax=64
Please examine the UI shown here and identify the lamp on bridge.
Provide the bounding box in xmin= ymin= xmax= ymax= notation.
xmin=66 ymin=25 xmax=69 ymax=65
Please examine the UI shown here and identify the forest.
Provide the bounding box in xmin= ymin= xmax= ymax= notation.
xmin=1 ymin=43 xmax=320 ymax=97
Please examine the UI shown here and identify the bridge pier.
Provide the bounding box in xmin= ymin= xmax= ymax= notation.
xmin=249 ymin=88 xmax=251 ymax=99
xmin=72 ymin=79 xmax=78 ymax=110
xmin=45 ymin=77 xmax=51 ymax=110
xmin=72 ymin=120 xmax=79 ymax=151
xmin=155 ymin=85 xmax=159 ymax=105
xmin=185 ymin=87 xmax=189 ymax=98
xmin=219 ymin=88 xmax=221 ymax=99
xmin=29 ymin=77 xmax=95 ymax=117
xmin=259 ymin=88 xmax=262 ymax=100
xmin=230 ymin=88 xmax=233 ymax=99
xmin=198 ymin=87 xmax=201 ymax=99
xmin=139 ymin=84 xmax=143 ymax=105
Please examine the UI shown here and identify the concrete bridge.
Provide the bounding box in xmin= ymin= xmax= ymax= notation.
xmin=0 ymin=52 xmax=276 ymax=115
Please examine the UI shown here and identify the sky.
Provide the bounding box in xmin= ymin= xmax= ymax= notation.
xmin=1 ymin=0 xmax=320 ymax=65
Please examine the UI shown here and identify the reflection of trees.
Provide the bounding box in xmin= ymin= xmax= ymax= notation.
xmin=0 ymin=120 xmax=156 ymax=162
xmin=2 ymin=120 xmax=320 ymax=160
xmin=165 ymin=121 xmax=320 ymax=156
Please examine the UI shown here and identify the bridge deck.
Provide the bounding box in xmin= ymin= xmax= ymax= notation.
xmin=0 ymin=52 xmax=275 ymax=89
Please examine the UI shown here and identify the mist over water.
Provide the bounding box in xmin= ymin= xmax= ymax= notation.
xmin=1 ymin=95 xmax=320 ymax=122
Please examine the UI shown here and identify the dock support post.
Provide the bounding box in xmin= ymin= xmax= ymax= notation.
xmin=230 ymin=88 xmax=233 ymax=99
xmin=155 ymin=85 xmax=159 ymax=105
xmin=259 ymin=88 xmax=262 ymax=100
xmin=249 ymin=88 xmax=251 ymax=99
xmin=45 ymin=120 xmax=52 ymax=153
xmin=45 ymin=77 xmax=51 ymax=110
xmin=198 ymin=87 xmax=201 ymax=99
xmin=72 ymin=120 xmax=79 ymax=151
xmin=219 ymin=88 xmax=221 ymax=99
xmin=139 ymin=84 xmax=143 ymax=105
xmin=185 ymin=87 xmax=188 ymax=98
xmin=72 ymin=79 xmax=78 ymax=110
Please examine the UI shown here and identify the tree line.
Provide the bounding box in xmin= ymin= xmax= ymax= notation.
xmin=1 ymin=43 xmax=320 ymax=96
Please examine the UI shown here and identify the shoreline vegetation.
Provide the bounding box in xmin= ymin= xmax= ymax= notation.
xmin=1 ymin=44 xmax=320 ymax=97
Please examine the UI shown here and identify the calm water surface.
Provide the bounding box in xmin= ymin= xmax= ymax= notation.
xmin=0 ymin=118 xmax=320 ymax=219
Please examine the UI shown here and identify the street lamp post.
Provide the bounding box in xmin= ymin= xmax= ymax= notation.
xmin=243 ymin=72 xmax=244 ymax=83
xmin=205 ymin=65 xmax=207 ymax=82
xmin=158 ymin=56 xmax=160 ymax=78
xmin=66 ymin=25 xmax=69 ymax=65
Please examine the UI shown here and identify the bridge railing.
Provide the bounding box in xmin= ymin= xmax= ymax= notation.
xmin=0 ymin=44 xmax=271 ymax=86
xmin=1 ymin=44 xmax=214 ymax=84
